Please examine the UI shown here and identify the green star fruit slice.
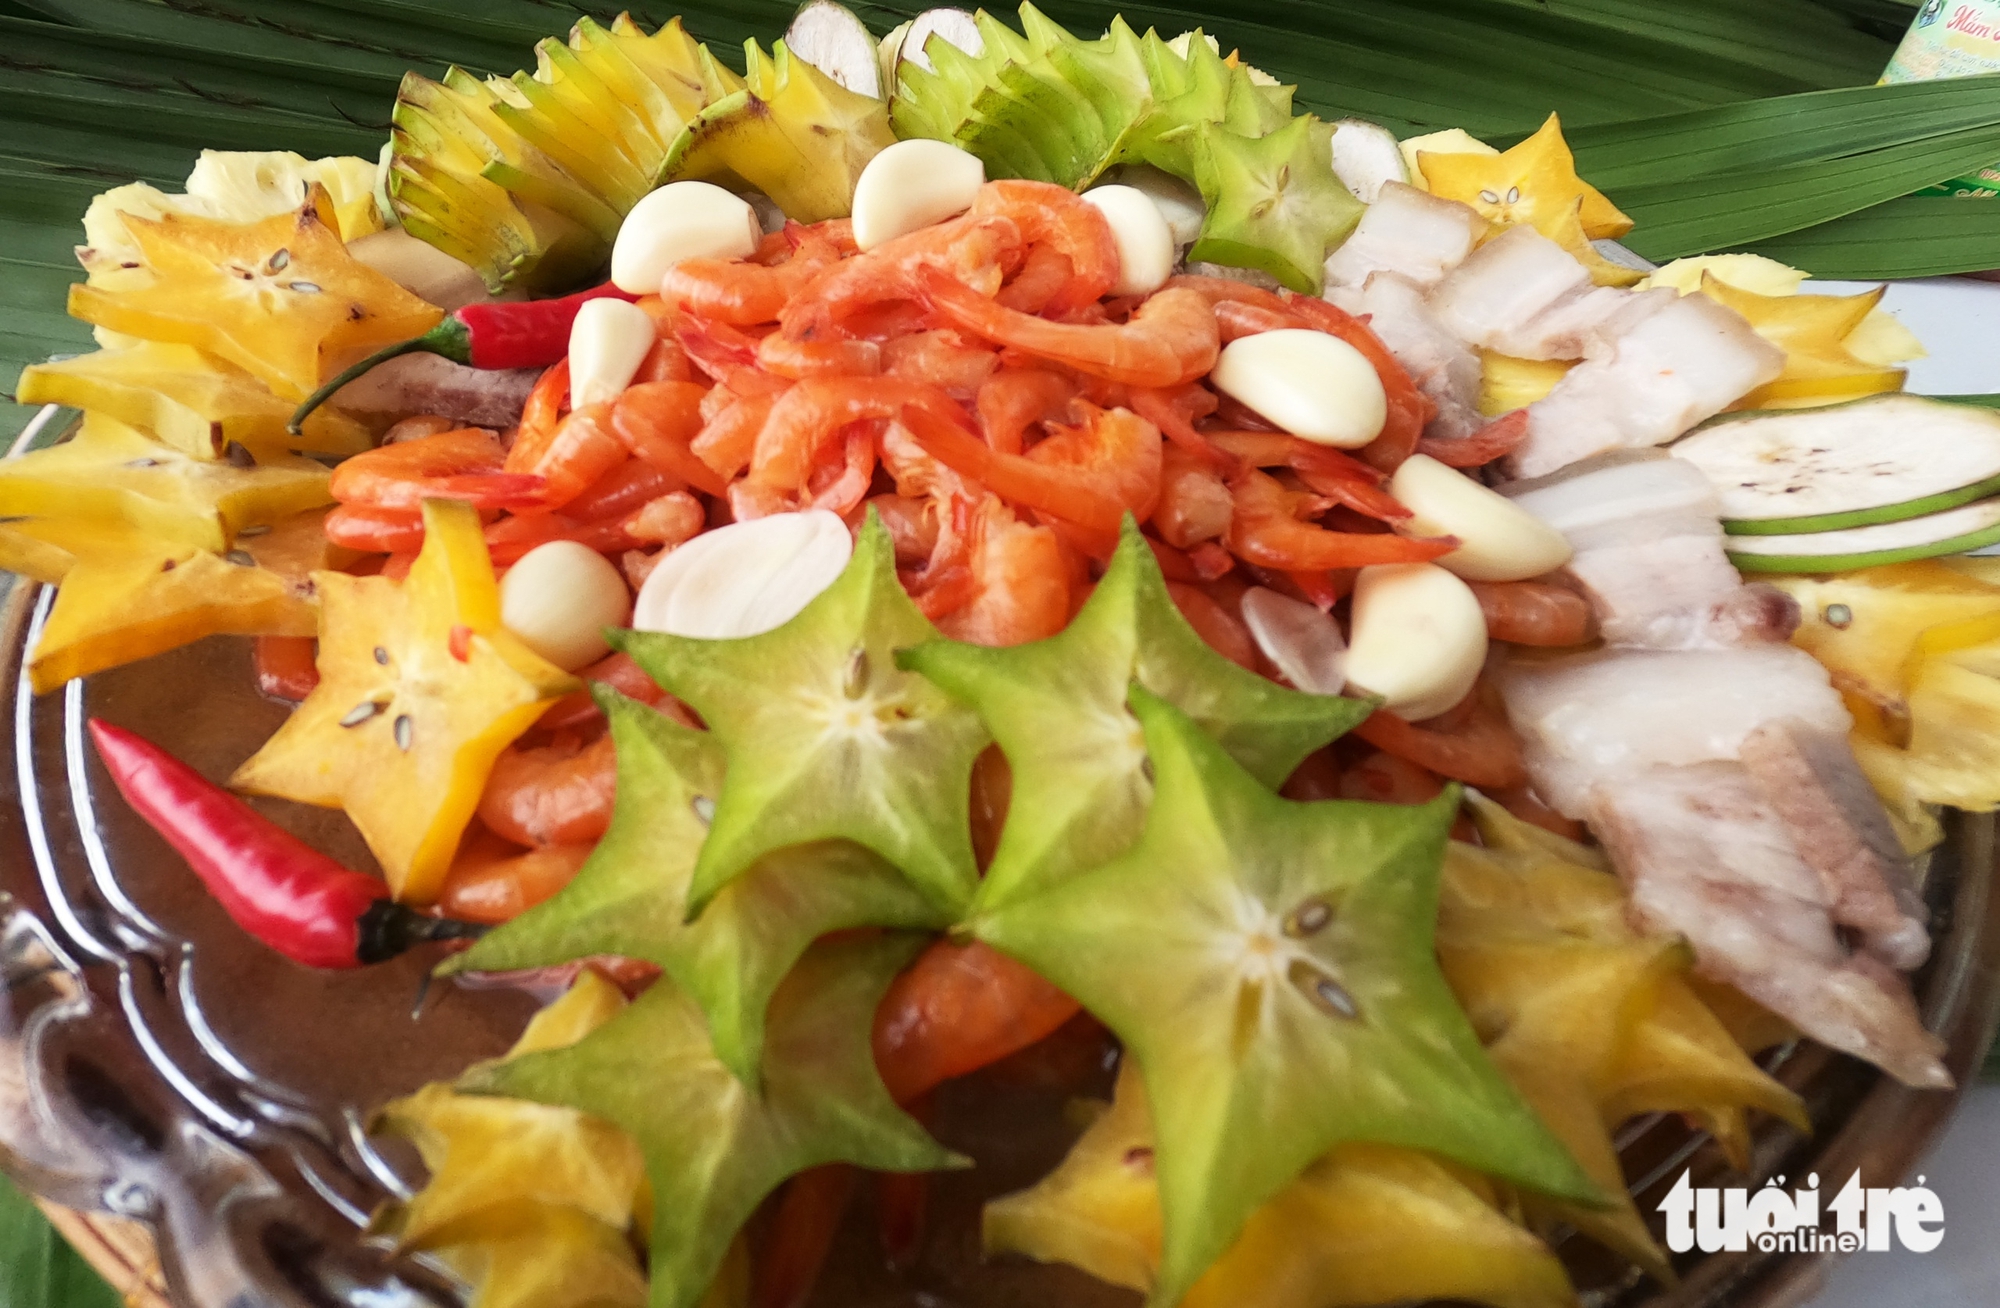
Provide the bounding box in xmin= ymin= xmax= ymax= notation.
xmin=1190 ymin=115 xmax=1363 ymax=295
xmin=464 ymin=935 xmax=965 ymax=1308
xmin=440 ymin=686 xmax=946 ymax=1086
xmin=615 ymin=509 xmax=990 ymax=918
xmin=972 ymin=686 xmax=1602 ymax=1307
xmin=900 ymin=517 xmax=1370 ymax=911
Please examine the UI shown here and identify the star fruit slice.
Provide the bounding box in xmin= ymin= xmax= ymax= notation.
xmin=974 ymin=685 xmax=1599 ymax=1306
xmin=374 ymin=972 xmax=649 ymax=1308
xmin=1699 ymin=275 xmax=1905 ymax=408
xmin=0 ymin=412 xmax=332 ymax=555
xmin=68 ymin=184 xmax=442 ymax=402
xmin=441 ymin=685 xmax=947 ymax=1086
xmin=231 ymin=498 xmax=575 ymax=903
xmin=614 ymin=509 xmax=990 ymax=917
xmin=465 ymin=934 xmax=964 ymax=1308
xmin=902 ymin=516 xmax=1371 ymax=913
xmin=24 ymin=508 xmax=349 ymax=695
xmin=1417 ymin=112 xmax=1631 ymax=242
xmin=15 ymin=342 xmax=373 ymax=460
xmin=1187 ymin=114 xmax=1361 ymax=294
xmin=983 ymin=1058 xmax=1576 ymax=1308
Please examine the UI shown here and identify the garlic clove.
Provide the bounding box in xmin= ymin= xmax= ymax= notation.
xmin=1082 ymin=184 xmax=1176 ymax=296
xmin=1209 ymin=329 xmax=1388 ymax=448
xmin=1240 ymin=587 xmax=1346 ymax=694
xmin=568 ymin=298 xmax=657 ymax=409
xmin=851 ymin=138 xmax=986 ymax=251
xmin=1343 ymin=562 xmax=1487 ymax=721
xmin=610 ymin=181 xmax=761 ymax=295
xmin=631 ymin=510 xmax=853 ymax=639
xmin=500 ymin=540 xmax=633 ymax=671
xmin=1389 ymin=453 xmax=1573 ymax=582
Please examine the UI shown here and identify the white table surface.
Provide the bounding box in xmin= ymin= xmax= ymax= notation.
xmin=1785 ymin=275 xmax=2000 ymax=1304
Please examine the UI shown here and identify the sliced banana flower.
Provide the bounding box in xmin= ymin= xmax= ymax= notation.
xmin=1241 ymin=587 xmax=1347 ymax=695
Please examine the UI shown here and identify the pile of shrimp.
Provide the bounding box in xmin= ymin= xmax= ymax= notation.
xmin=260 ymin=179 xmax=1601 ymax=925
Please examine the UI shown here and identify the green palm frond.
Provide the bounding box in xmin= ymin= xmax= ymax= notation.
xmin=0 ymin=0 xmax=1972 ymax=446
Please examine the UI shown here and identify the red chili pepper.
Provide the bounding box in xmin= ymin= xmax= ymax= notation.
xmin=287 ymin=283 xmax=640 ymax=433
xmin=87 ymin=720 xmax=484 ymax=968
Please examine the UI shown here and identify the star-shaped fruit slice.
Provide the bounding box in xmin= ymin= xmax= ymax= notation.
xmin=231 ymin=498 xmax=576 ymax=903
xmin=0 ymin=412 xmax=333 ymax=554
xmin=1418 ymin=112 xmax=1631 ymax=241
xmin=614 ymin=509 xmax=989 ymax=917
xmin=465 ymin=934 xmax=964 ymax=1308
xmin=441 ymin=686 xmax=947 ymax=1085
xmin=983 ymin=1058 xmax=1577 ymax=1308
xmin=23 ymin=508 xmax=350 ymax=694
xmin=1437 ymin=797 xmax=1807 ymax=1279
xmin=374 ymin=971 xmax=649 ymax=1308
xmin=1698 ymin=275 xmax=1905 ymax=407
xmin=68 ymin=185 xmax=442 ymax=402
xmin=901 ymin=517 xmax=1370 ymax=912
xmin=16 ymin=342 xmax=374 ymax=460
xmin=1187 ymin=115 xmax=1361 ymax=294
xmin=973 ymin=686 xmax=1599 ymax=1304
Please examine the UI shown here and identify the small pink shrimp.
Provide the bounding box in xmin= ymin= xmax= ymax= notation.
xmin=971 ymin=180 xmax=1120 ymax=314
xmin=756 ymin=332 xmax=883 ymax=379
xmin=897 ymin=400 xmax=1162 ymax=533
xmin=439 ymin=833 xmax=593 ymax=925
xmin=611 ymin=380 xmax=729 ymax=497
xmin=806 ymin=426 xmax=878 ymax=518
xmin=690 ymin=388 xmax=785 ymax=482
xmin=1226 ymin=469 xmax=1451 ymax=570
xmin=1154 ymin=443 xmax=1234 ymax=549
xmin=975 ymin=366 xmax=1076 ymax=455
xmin=477 ymin=733 xmax=618 ymax=848
xmin=1165 ymin=582 xmax=1258 ymax=670
xmin=1468 ymin=580 xmax=1597 ymax=647
xmin=624 ymin=491 xmax=707 ymax=546
xmin=884 ymin=330 xmax=999 ymax=396
xmin=1129 ymin=384 xmax=1231 ymax=472
xmin=935 ymin=497 xmax=1072 ymax=647
xmin=504 ymin=402 xmax=630 ymax=512
xmin=921 ymin=272 xmax=1219 ymax=388
xmin=323 ymin=503 xmax=425 ymax=554
xmin=561 ymin=458 xmax=679 ymax=523
xmin=328 ymin=429 xmax=545 ymax=511
xmin=743 ymin=377 xmax=960 ymax=510
xmin=778 ymin=214 xmax=1020 ymax=340
xmin=660 ymin=220 xmax=852 ymax=325
xmin=993 ymin=244 xmax=1075 ymax=315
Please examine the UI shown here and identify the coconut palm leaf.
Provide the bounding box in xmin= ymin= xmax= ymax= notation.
xmin=0 ymin=0 xmax=1972 ymax=448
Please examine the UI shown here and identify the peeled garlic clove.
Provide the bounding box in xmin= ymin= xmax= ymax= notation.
xmin=1210 ymin=329 xmax=1388 ymax=449
xmin=632 ymin=510 xmax=852 ymax=639
xmin=1343 ymin=562 xmax=1487 ymax=721
xmin=611 ymin=181 xmax=761 ymax=295
xmin=1240 ymin=587 xmax=1346 ymax=694
xmin=1083 ymin=184 xmax=1176 ymax=296
xmin=500 ymin=540 xmax=633 ymax=671
xmin=568 ymin=298 xmax=657 ymax=409
xmin=851 ymin=138 xmax=986 ymax=251
xmin=1389 ymin=453 xmax=1573 ymax=582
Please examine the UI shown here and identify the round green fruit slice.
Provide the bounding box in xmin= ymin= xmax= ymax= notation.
xmin=1671 ymin=394 xmax=2000 ymax=535
xmin=1727 ymin=497 xmax=2000 ymax=573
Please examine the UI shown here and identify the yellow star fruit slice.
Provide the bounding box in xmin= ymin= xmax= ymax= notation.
xmin=17 ymin=343 xmax=374 ymax=460
xmin=231 ymin=498 xmax=575 ymax=902
xmin=0 ymin=412 xmax=332 ymax=555
xmin=23 ymin=509 xmax=348 ymax=695
xmin=1698 ymin=275 xmax=1906 ymax=409
xmin=374 ymin=971 xmax=652 ymax=1308
xmin=983 ymin=1059 xmax=1576 ymax=1308
xmin=68 ymin=185 xmax=442 ymax=402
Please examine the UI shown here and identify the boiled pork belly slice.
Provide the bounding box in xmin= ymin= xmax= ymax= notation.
xmin=1497 ymin=645 xmax=1850 ymax=818
xmin=1590 ymin=762 xmax=1948 ymax=1089
xmin=1509 ymin=455 xmax=1798 ymax=648
xmin=1740 ymin=719 xmax=1931 ymax=971
xmin=1508 ymin=293 xmax=1784 ymax=479
xmin=331 ymin=352 xmax=541 ymax=430
xmin=1326 ymin=272 xmax=1484 ymax=440
xmin=1322 ymin=182 xmax=1488 ymax=292
xmin=1429 ymin=225 xmax=1670 ymax=361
